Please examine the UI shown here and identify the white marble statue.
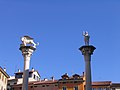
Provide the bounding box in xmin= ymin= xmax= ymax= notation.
xmin=83 ymin=31 xmax=89 ymax=36
xmin=21 ymin=36 xmax=38 ymax=48
xmin=82 ymin=31 xmax=90 ymax=45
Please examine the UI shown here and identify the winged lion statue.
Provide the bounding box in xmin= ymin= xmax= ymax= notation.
xmin=21 ymin=36 xmax=38 ymax=48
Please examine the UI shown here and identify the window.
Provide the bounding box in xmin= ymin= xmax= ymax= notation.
xmin=42 ymin=85 xmax=45 ymax=87
xmin=5 ymin=78 xmax=6 ymax=83
xmin=15 ymin=74 xmax=22 ymax=78
xmin=33 ymin=75 xmax=38 ymax=80
xmin=92 ymin=88 xmax=97 ymax=90
xmin=103 ymin=88 xmax=109 ymax=90
xmin=98 ymin=88 xmax=103 ymax=90
xmin=46 ymin=85 xmax=49 ymax=87
xmin=2 ymin=75 xmax=4 ymax=81
xmin=0 ymin=73 xmax=1 ymax=79
xmin=19 ymin=87 xmax=22 ymax=90
xmin=111 ymin=88 xmax=115 ymax=90
xmin=74 ymin=86 xmax=78 ymax=90
xmin=99 ymin=88 xmax=108 ymax=90
xmin=74 ymin=81 xmax=77 ymax=83
xmin=62 ymin=87 xmax=66 ymax=90
xmin=5 ymin=78 xmax=7 ymax=84
xmin=34 ymin=75 xmax=36 ymax=79
xmin=7 ymin=83 xmax=10 ymax=85
xmin=63 ymin=82 xmax=66 ymax=84
xmin=29 ymin=73 xmax=32 ymax=77
xmin=34 ymin=86 xmax=37 ymax=87
xmin=55 ymin=84 xmax=58 ymax=86
xmin=14 ymin=83 xmax=17 ymax=84
xmin=98 ymin=88 xmax=101 ymax=90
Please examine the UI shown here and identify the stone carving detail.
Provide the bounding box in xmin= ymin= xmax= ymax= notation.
xmin=21 ymin=36 xmax=38 ymax=48
xmin=82 ymin=31 xmax=90 ymax=45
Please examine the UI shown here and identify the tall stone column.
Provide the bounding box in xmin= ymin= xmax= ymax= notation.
xmin=79 ymin=32 xmax=96 ymax=90
xmin=19 ymin=36 xmax=37 ymax=90
xmin=19 ymin=46 xmax=36 ymax=90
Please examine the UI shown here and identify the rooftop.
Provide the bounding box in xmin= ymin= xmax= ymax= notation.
xmin=0 ymin=66 xmax=9 ymax=78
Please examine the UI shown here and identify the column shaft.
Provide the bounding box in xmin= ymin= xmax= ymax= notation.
xmin=84 ymin=55 xmax=92 ymax=90
xmin=79 ymin=45 xmax=96 ymax=90
xmin=22 ymin=55 xmax=31 ymax=90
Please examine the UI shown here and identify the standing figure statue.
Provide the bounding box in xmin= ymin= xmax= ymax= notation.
xmin=21 ymin=36 xmax=38 ymax=48
xmin=82 ymin=31 xmax=90 ymax=45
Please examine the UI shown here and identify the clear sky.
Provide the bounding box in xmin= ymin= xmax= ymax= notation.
xmin=0 ymin=0 xmax=120 ymax=82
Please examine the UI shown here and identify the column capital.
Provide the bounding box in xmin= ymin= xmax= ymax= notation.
xmin=19 ymin=45 xmax=36 ymax=57
xmin=79 ymin=45 xmax=96 ymax=55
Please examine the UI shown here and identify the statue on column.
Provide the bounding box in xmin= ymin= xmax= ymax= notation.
xmin=82 ymin=31 xmax=90 ymax=45
xmin=21 ymin=36 xmax=39 ymax=48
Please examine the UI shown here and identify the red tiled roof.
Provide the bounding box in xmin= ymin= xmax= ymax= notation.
xmin=92 ymin=81 xmax=111 ymax=86
xmin=12 ymin=81 xmax=39 ymax=86
xmin=12 ymin=80 xmax=58 ymax=87
xmin=34 ymin=80 xmax=58 ymax=85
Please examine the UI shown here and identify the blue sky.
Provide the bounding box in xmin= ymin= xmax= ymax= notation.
xmin=0 ymin=0 xmax=120 ymax=82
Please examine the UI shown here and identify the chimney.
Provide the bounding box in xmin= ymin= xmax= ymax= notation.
xmin=83 ymin=72 xmax=85 ymax=76
xmin=3 ymin=68 xmax=6 ymax=72
xmin=44 ymin=78 xmax=48 ymax=81
xmin=51 ymin=76 xmax=54 ymax=81
xmin=32 ymin=67 xmax=35 ymax=71
xmin=18 ymin=69 xmax=21 ymax=72
xmin=65 ymin=73 xmax=68 ymax=76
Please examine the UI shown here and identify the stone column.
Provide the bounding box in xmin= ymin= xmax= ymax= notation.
xmin=79 ymin=32 xmax=96 ymax=90
xmin=19 ymin=46 xmax=36 ymax=90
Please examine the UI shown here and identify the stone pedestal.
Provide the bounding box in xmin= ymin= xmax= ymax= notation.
xmin=79 ymin=45 xmax=96 ymax=90
xmin=19 ymin=46 xmax=36 ymax=90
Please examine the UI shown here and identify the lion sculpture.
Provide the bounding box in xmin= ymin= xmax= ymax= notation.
xmin=21 ymin=36 xmax=38 ymax=48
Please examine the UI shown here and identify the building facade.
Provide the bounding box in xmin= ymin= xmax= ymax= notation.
xmin=92 ymin=81 xmax=120 ymax=90
xmin=58 ymin=73 xmax=84 ymax=90
xmin=7 ymin=68 xmax=40 ymax=90
xmin=11 ymin=79 xmax=59 ymax=90
xmin=8 ymin=71 xmax=120 ymax=90
xmin=0 ymin=67 xmax=9 ymax=90
xmin=8 ymin=73 xmax=85 ymax=90
xmin=111 ymin=83 xmax=120 ymax=90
